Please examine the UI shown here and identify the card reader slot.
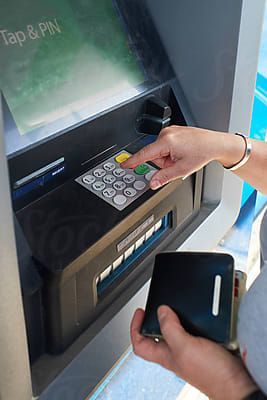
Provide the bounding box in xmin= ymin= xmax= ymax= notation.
xmin=96 ymin=212 xmax=171 ymax=296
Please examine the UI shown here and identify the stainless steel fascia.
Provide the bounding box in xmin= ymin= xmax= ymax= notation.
xmin=0 ymin=94 xmax=32 ymax=400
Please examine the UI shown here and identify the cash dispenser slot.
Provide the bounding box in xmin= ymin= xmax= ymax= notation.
xmin=97 ymin=213 xmax=171 ymax=295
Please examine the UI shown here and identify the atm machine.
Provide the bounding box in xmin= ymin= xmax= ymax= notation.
xmin=0 ymin=0 xmax=265 ymax=399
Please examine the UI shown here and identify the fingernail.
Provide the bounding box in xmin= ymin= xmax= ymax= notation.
xmin=151 ymin=179 xmax=161 ymax=190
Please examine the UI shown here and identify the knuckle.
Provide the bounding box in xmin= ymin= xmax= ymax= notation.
xmin=160 ymin=127 xmax=169 ymax=135
xmin=159 ymin=126 xmax=171 ymax=138
xmin=158 ymin=172 xmax=170 ymax=185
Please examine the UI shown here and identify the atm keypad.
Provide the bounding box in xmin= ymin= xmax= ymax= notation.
xmin=76 ymin=151 xmax=157 ymax=210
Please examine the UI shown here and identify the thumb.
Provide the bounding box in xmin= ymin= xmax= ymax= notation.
xmin=158 ymin=305 xmax=189 ymax=350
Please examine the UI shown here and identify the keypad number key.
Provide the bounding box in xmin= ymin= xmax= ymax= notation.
xmin=93 ymin=168 xmax=106 ymax=178
xmin=103 ymin=188 xmax=116 ymax=198
xmin=103 ymin=162 xmax=115 ymax=172
xmin=113 ymin=181 xmax=126 ymax=191
xmin=123 ymin=174 xmax=135 ymax=184
xmin=82 ymin=175 xmax=95 ymax=185
xmin=113 ymin=168 xmax=126 ymax=178
xmin=124 ymin=188 xmax=137 ymax=198
xmin=103 ymin=174 xmax=116 ymax=185
xmin=92 ymin=181 xmax=105 ymax=191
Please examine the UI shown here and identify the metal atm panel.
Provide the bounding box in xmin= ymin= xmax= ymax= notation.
xmin=0 ymin=0 xmax=264 ymax=398
xmin=0 ymin=1 xmax=203 ymax=390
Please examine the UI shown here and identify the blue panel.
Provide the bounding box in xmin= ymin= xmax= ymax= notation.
xmin=241 ymin=4 xmax=267 ymax=207
xmin=242 ymin=73 xmax=267 ymax=206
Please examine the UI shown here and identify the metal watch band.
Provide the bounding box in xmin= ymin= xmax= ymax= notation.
xmin=224 ymin=132 xmax=252 ymax=171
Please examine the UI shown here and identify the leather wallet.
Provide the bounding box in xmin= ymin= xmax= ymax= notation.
xmin=141 ymin=252 xmax=246 ymax=349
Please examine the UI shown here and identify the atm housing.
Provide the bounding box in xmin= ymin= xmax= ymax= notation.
xmin=6 ymin=0 xmax=204 ymax=388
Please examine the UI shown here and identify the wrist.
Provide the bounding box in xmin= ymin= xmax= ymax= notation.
xmin=213 ymin=131 xmax=247 ymax=168
xmin=224 ymin=373 xmax=258 ymax=400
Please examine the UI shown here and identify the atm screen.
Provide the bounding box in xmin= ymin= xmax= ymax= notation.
xmin=1 ymin=0 xmax=146 ymax=155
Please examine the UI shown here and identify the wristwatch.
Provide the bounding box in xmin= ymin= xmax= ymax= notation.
xmin=224 ymin=132 xmax=252 ymax=171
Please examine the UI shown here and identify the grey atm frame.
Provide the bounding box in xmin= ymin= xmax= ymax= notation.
xmin=0 ymin=1 xmax=265 ymax=399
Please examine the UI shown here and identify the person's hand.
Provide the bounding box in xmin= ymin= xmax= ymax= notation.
xmin=122 ymin=126 xmax=245 ymax=190
xmin=131 ymin=305 xmax=257 ymax=400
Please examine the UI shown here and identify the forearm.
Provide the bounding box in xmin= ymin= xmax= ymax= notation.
xmin=212 ymin=132 xmax=267 ymax=194
xmin=122 ymin=126 xmax=267 ymax=193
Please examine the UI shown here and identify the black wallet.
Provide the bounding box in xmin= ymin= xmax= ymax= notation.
xmin=141 ymin=252 xmax=246 ymax=349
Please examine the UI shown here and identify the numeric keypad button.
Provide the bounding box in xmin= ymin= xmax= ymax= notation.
xmin=113 ymin=195 xmax=127 ymax=206
xmin=82 ymin=175 xmax=95 ymax=185
xmin=103 ymin=162 xmax=115 ymax=171
xmin=93 ymin=168 xmax=106 ymax=178
xmin=113 ymin=168 xmax=125 ymax=178
xmin=145 ymin=171 xmax=156 ymax=181
xmin=123 ymin=174 xmax=135 ymax=184
xmin=103 ymin=174 xmax=116 ymax=184
xmin=133 ymin=181 xmax=146 ymax=191
xmin=103 ymin=188 xmax=116 ymax=198
xmin=124 ymin=188 xmax=137 ymax=197
xmin=92 ymin=181 xmax=106 ymax=191
xmin=113 ymin=181 xmax=126 ymax=191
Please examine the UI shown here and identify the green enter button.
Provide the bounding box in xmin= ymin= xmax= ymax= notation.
xmin=134 ymin=164 xmax=150 ymax=175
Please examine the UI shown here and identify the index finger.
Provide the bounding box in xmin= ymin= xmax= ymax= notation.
xmin=122 ymin=140 xmax=169 ymax=169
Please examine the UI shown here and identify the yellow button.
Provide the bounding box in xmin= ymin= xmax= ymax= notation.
xmin=115 ymin=153 xmax=130 ymax=164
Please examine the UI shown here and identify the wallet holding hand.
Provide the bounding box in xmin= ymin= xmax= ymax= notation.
xmin=141 ymin=252 xmax=246 ymax=349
